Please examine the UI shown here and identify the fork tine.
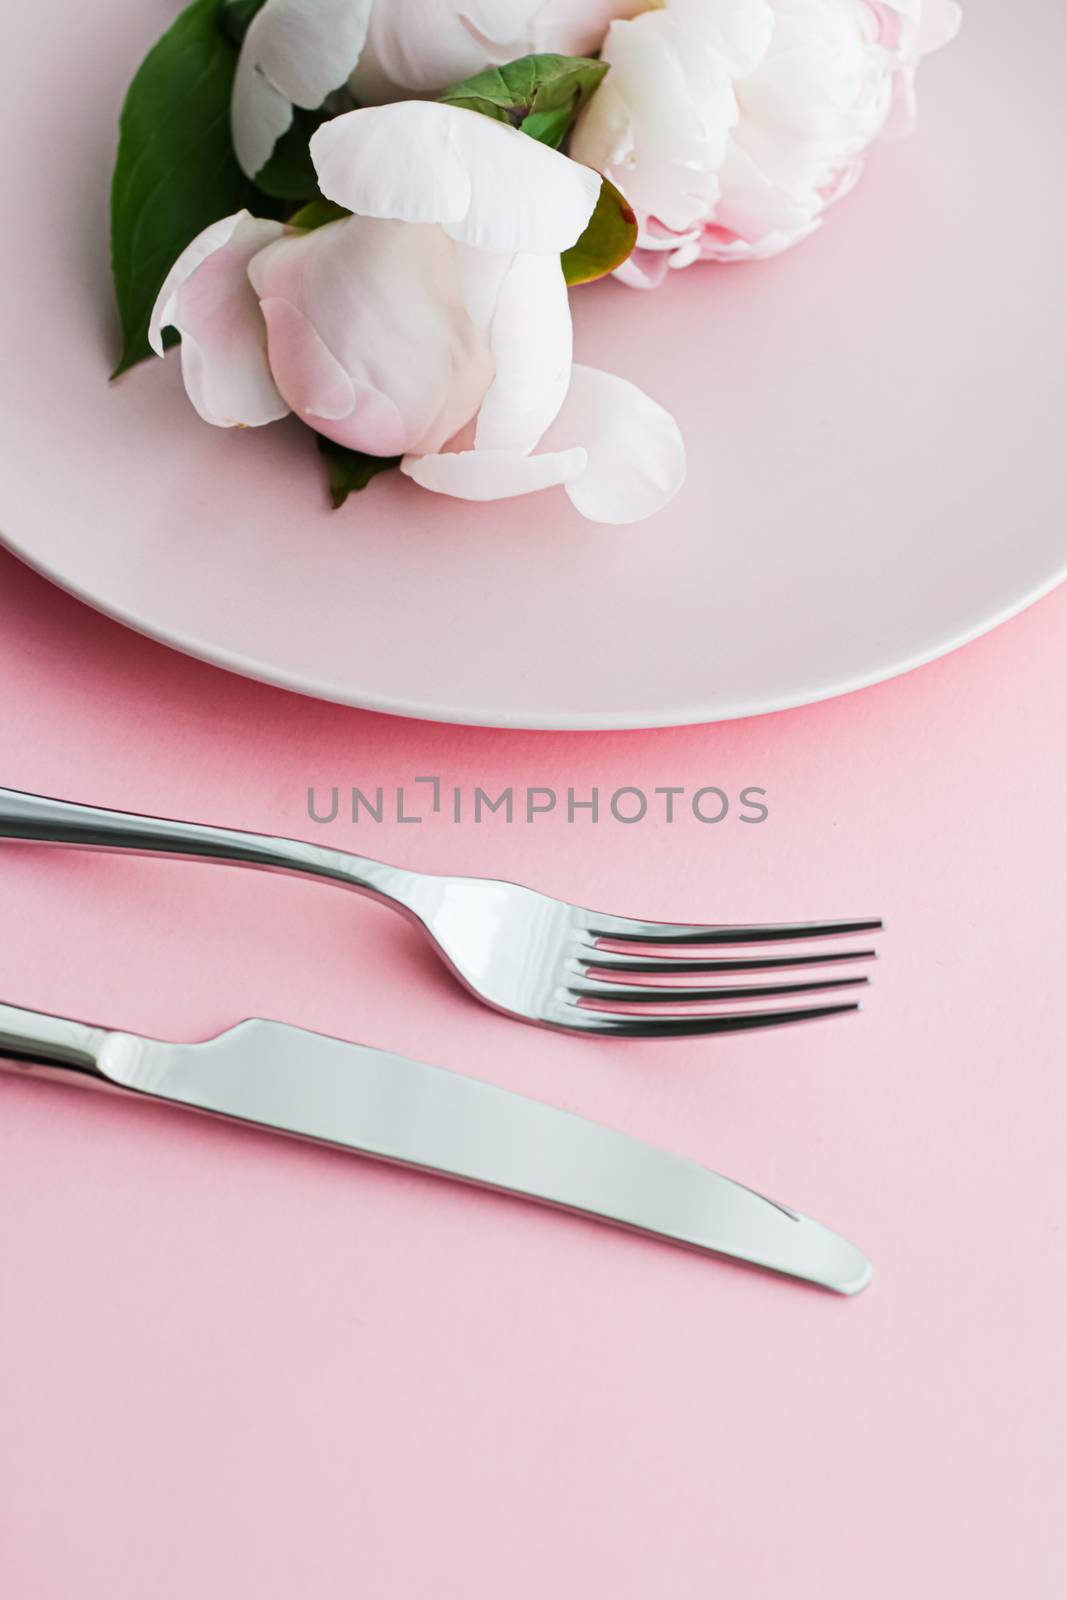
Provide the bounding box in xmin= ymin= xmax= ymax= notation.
xmin=581 ymin=947 xmax=877 ymax=977
xmin=560 ymin=1001 xmax=862 ymax=1037
xmin=570 ymin=975 xmax=869 ymax=1007
xmin=583 ymin=915 xmax=883 ymax=946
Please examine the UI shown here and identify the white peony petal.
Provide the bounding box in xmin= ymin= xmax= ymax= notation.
xmin=232 ymin=0 xmax=374 ymax=177
xmin=352 ymin=0 xmax=541 ymax=99
xmin=458 ymin=0 xmax=563 ymax=48
xmin=666 ymin=0 xmax=774 ymax=76
xmin=405 ymin=364 xmax=685 ymax=525
xmin=452 ymin=244 xmax=515 ymax=328
xmin=258 ymin=297 xmax=359 ymax=422
xmin=401 ymin=446 xmax=588 ymax=501
xmin=149 ymin=211 xmax=290 ymax=428
xmin=916 ymin=0 xmax=963 ymax=55
xmin=248 ymin=214 xmax=493 ymax=457
xmin=475 ymin=254 xmax=572 ymax=455
xmin=699 ymin=218 xmax=820 ymax=261
xmin=613 ymin=248 xmax=674 ymax=289
xmin=712 ymin=136 xmax=822 ymax=251
xmin=579 ymin=0 xmax=959 ymax=282
xmin=349 ymin=0 xmax=649 ymax=103
xmin=311 ymin=103 xmax=601 ymax=254
xmin=570 ymin=10 xmax=737 ymax=235
xmin=879 ymin=0 xmax=962 ymax=58
xmin=539 ymin=364 xmax=686 ymax=524
xmin=150 ymin=214 xmax=240 ymax=358
xmin=533 ymin=0 xmax=650 ymax=58
xmin=231 ymin=52 xmax=296 ymax=184
xmin=876 ymin=0 xmax=961 ymax=43
xmin=312 ymin=103 xmax=470 ymax=227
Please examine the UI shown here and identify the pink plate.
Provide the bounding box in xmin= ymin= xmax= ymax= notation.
xmin=1 ymin=0 xmax=1064 ymax=729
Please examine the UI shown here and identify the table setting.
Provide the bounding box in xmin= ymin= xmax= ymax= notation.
xmin=1 ymin=0 xmax=1065 ymax=1594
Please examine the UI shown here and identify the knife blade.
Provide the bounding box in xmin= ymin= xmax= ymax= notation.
xmin=0 ymin=1002 xmax=871 ymax=1294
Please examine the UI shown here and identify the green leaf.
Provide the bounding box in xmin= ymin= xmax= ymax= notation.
xmin=316 ymin=436 xmax=401 ymax=509
xmin=289 ymin=197 xmax=351 ymax=231
xmin=111 ymin=0 xmax=281 ymax=376
xmin=562 ymin=177 xmax=637 ymax=285
xmin=440 ymin=54 xmax=608 ymax=150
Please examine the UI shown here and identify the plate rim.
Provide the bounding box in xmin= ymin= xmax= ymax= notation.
xmin=5 ymin=530 xmax=1064 ymax=729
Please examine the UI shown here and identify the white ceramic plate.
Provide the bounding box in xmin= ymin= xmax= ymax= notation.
xmin=1 ymin=0 xmax=1064 ymax=728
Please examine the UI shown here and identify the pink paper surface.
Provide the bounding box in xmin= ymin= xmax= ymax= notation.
xmin=1 ymin=549 xmax=1065 ymax=1595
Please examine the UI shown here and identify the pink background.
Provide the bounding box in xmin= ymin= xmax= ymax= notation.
xmin=1 ymin=548 xmax=1065 ymax=1595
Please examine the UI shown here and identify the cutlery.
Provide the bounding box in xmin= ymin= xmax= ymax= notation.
xmin=0 ymin=1001 xmax=871 ymax=1293
xmin=0 ymin=787 xmax=881 ymax=1038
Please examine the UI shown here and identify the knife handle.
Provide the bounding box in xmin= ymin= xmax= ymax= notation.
xmin=0 ymin=1001 xmax=110 ymax=1078
xmin=0 ymin=786 xmax=409 ymax=904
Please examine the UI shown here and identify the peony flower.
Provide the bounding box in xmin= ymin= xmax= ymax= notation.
xmin=151 ymin=102 xmax=685 ymax=524
xmin=232 ymin=0 xmax=650 ymax=180
xmin=569 ymin=0 xmax=962 ymax=285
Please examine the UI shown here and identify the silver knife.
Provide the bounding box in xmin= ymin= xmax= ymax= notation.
xmin=0 ymin=1002 xmax=872 ymax=1294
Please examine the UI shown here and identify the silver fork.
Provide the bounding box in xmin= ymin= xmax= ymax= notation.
xmin=0 ymin=787 xmax=881 ymax=1039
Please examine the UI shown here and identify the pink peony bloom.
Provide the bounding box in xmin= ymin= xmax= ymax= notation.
xmin=569 ymin=0 xmax=963 ymax=285
xmin=151 ymin=103 xmax=685 ymax=525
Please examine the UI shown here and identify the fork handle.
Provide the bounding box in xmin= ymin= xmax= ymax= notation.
xmin=0 ymin=787 xmax=410 ymax=906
